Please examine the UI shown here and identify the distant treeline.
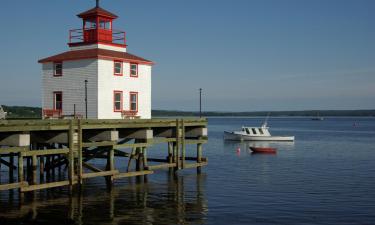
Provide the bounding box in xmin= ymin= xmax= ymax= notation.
xmin=1 ymin=105 xmax=374 ymax=118
xmin=152 ymin=110 xmax=375 ymax=117
xmin=2 ymin=106 xmax=42 ymax=118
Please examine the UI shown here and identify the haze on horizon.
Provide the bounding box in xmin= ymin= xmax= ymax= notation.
xmin=0 ymin=0 xmax=374 ymax=112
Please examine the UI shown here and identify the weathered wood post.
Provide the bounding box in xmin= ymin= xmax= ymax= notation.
xmin=39 ymin=156 xmax=44 ymax=182
xmin=181 ymin=119 xmax=186 ymax=169
xmin=26 ymin=156 xmax=31 ymax=182
xmin=18 ymin=152 xmax=24 ymax=185
xmin=197 ymin=143 xmax=203 ymax=174
xmin=109 ymin=147 xmax=114 ymax=173
xmin=68 ymin=119 xmax=75 ymax=188
xmin=9 ymin=153 xmax=14 ymax=183
xmin=135 ymin=146 xmax=143 ymax=183
xmin=173 ymin=142 xmax=177 ymax=168
xmin=167 ymin=142 xmax=173 ymax=173
xmin=46 ymin=156 xmax=51 ymax=181
xmin=135 ymin=147 xmax=142 ymax=172
xmin=106 ymin=146 xmax=114 ymax=185
xmin=142 ymin=147 xmax=148 ymax=169
xmin=127 ymin=147 xmax=136 ymax=172
xmin=142 ymin=146 xmax=148 ymax=182
xmin=77 ymin=119 xmax=83 ymax=185
xmin=167 ymin=142 xmax=173 ymax=163
xmin=32 ymin=155 xmax=37 ymax=185
xmin=174 ymin=119 xmax=180 ymax=172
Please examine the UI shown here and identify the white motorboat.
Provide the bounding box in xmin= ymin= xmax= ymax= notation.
xmin=223 ymin=122 xmax=294 ymax=141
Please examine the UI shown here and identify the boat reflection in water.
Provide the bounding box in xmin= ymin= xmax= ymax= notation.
xmin=0 ymin=172 xmax=208 ymax=224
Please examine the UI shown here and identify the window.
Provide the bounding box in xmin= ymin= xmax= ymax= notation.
xmin=251 ymin=128 xmax=257 ymax=134
xmin=99 ymin=19 xmax=111 ymax=30
xmin=245 ymin=128 xmax=250 ymax=134
xmin=113 ymin=91 xmax=123 ymax=112
xmin=54 ymin=62 xmax=62 ymax=76
xmin=114 ymin=61 xmax=122 ymax=76
xmin=53 ymin=92 xmax=62 ymax=111
xmin=84 ymin=19 xmax=97 ymax=29
xmin=130 ymin=63 xmax=138 ymax=77
xmin=258 ymin=128 xmax=264 ymax=135
xmin=130 ymin=92 xmax=138 ymax=111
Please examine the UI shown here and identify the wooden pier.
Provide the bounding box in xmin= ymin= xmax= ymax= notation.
xmin=0 ymin=118 xmax=208 ymax=192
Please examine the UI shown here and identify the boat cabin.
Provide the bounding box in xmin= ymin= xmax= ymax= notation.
xmin=241 ymin=126 xmax=271 ymax=137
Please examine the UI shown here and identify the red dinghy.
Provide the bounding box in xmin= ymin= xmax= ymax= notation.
xmin=250 ymin=147 xmax=277 ymax=154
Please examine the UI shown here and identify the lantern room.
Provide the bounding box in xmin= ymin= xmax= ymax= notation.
xmin=68 ymin=1 xmax=126 ymax=47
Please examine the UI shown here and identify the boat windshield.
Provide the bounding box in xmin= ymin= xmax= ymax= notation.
xmin=258 ymin=128 xmax=264 ymax=134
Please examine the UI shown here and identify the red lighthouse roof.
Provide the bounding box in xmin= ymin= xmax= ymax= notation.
xmin=77 ymin=6 xmax=118 ymax=19
xmin=38 ymin=49 xmax=154 ymax=65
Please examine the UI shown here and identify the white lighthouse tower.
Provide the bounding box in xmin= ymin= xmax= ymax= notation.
xmin=39 ymin=1 xmax=153 ymax=119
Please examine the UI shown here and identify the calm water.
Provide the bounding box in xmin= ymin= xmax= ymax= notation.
xmin=1 ymin=117 xmax=375 ymax=224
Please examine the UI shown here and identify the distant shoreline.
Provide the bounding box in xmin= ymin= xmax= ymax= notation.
xmin=1 ymin=105 xmax=374 ymax=118
xmin=152 ymin=110 xmax=375 ymax=117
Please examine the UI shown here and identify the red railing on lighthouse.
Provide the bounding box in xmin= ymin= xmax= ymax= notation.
xmin=69 ymin=28 xmax=126 ymax=47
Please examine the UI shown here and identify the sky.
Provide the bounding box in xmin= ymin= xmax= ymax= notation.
xmin=0 ymin=0 xmax=374 ymax=111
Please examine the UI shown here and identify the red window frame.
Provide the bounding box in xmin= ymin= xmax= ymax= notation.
xmin=130 ymin=63 xmax=138 ymax=78
xmin=129 ymin=92 xmax=138 ymax=112
xmin=54 ymin=62 xmax=63 ymax=77
xmin=53 ymin=91 xmax=63 ymax=111
xmin=114 ymin=61 xmax=123 ymax=76
xmin=113 ymin=91 xmax=123 ymax=112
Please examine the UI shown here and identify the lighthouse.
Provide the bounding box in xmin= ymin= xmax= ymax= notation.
xmin=39 ymin=2 xmax=153 ymax=119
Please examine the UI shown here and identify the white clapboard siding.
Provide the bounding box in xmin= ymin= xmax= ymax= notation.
xmin=42 ymin=59 xmax=98 ymax=118
xmin=97 ymin=59 xmax=152 ymax=119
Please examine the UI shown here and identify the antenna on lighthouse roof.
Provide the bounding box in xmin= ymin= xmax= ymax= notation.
xmin=96 ymin=0 xmax=100 ymax=8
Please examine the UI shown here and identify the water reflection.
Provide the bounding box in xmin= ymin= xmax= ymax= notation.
xmin=0 ymin=172 xmax=208 ymax=224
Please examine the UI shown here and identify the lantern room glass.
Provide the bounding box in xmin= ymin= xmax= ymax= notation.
xmin=84 ymin=19 xmax=97 ymax=29
xmin=99 ymin=19 xmax=111 ymax=30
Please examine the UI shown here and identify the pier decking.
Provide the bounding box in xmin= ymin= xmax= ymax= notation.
xmin=0 ymin=118 xmax=208 ymax=192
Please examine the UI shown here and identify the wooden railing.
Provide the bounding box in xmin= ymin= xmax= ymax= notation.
xmin=42 ymin=109 xmax=62 ymax=119
xmin=121 ymin=110 xmax=140 ymax=119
